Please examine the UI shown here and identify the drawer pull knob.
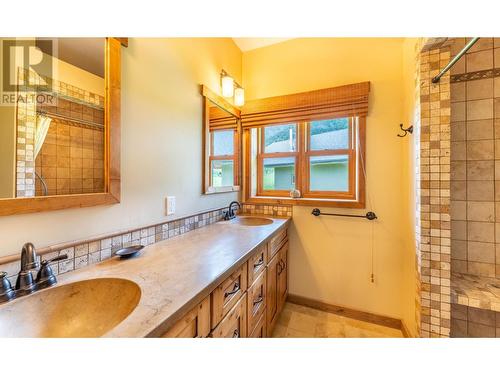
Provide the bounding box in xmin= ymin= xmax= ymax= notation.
xmin=253 ymin=258 xmax=264 ymax=268
xmin=224 ymin=282 xmax=240 ymax=298
xmin=253 ymin=295 xmax=264 ymax=306
xmin=232 ymin=329 xmax=240 ymax=338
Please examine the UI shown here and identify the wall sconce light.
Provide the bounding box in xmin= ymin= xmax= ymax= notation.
xmin=220 ymin=70 xmax=245 ymax=106
xmin=221 ymin=70 xmax=234 ymax=98
xmin=234 ymin=86 xmax=245 ymax=107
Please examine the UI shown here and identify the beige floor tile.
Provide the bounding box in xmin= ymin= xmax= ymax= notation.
xmin=271 ymin=324 xmax=287 ymax=338
xmin=315 ymin=320 xmax=346 ymax=338
xmin=272 ymin=303 xmax=404 ymax=338
xmin=287 ymin=311 xmax=318 ymax=334
xmin=285 ymin=327 xmax=313 ymax=338
xmin=276 ymin=307 xmax=292 ymax=326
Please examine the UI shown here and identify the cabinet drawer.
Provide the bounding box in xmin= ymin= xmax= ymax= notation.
xmin=247 ymin=271 xmax=266 ymax=334
xmin=211 ymin=294 xmax=247 ymax=338
xmin=249 ymin=311 xmax=266 ymax=338
xmin=211 ymin=262 xmax=248 ymax=329
xmin=161 ymin=296 xmax=210 ymax=338
xmin=267 ymin=228 xmax=287 ymax=261
xmin=248 ymin=244 xmax=267 ymax=286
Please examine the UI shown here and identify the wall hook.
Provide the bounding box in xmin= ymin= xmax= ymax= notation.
xmin=397 ymin=123 xmax=413 ymax=137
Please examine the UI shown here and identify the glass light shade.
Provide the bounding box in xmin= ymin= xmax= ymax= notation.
xmin=221 ymin=75 xmax=234 ymax=97
xmin=234 ymin=87 xmax=245 ymax=106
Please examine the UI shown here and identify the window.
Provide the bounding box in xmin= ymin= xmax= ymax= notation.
xmin=209 ymin=129 xmax=238 ymax=188
xmin=241 ymin=81 xmax=370 ymax=207
xmin=247 ymin=117 xmax=365 ymax=206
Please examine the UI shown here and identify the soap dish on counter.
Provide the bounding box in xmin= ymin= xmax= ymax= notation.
xmin=114 ymin=245 xmax=144 ymax=259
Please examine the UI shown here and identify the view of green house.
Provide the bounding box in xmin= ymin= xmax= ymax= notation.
xmin=263 ymin=119 xmax=350 ymax=192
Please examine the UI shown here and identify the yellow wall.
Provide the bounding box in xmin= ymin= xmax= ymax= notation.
xmin=401 ymin=37 xmax=420 ymax=336
xmin=0 ymin=38 xmax=242 ymax=256
xmin=243 ymin=38 xmax=413 ymax=323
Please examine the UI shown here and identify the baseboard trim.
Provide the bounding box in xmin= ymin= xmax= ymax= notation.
xmin=287 ymin=294 xmax=405 ymax=333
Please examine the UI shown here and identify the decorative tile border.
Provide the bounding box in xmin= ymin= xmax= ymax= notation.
xmin=241 ymin=203 xmax=292 ymax=217
xmin=450 ymin=67 xmax=500 ymax=83
xmin=417 ymin=43 xmax=452 ymax=338
xmin=0 ymin=207 xmax=226 ymax=287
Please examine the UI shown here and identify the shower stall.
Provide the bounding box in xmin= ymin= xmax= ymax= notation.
xmin=417 ymin=37 xmax=500 ymax=337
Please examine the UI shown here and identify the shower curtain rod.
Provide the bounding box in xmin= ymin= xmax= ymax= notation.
xmin=432 ymin=37 xmax=480 ymax=83
xmin=36 ymin=110 xmax=104 ymax=129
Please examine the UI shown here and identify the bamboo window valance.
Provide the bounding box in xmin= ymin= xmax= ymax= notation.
xmin=241 ymin=81 xmax=370 ymax=128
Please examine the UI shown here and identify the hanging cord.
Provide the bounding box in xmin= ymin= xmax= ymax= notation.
xmin=357 ymin=122 xmax=376 ymax=283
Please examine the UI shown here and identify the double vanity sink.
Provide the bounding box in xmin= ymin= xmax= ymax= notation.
xmin=0 ymin=216 xmax=288 ymax=338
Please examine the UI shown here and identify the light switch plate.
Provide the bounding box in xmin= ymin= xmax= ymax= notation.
xmin=166 ymin=196 xmax=176 ymax=215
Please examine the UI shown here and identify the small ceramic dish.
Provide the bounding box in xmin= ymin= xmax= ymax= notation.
xmin=114 ymin=245 xmax=144 ymax=259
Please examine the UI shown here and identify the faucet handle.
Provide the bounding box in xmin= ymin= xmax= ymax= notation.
xmin=0 ymin=272 xmax=16 ymax=303
xmin=41 ymin=254 xmax=68 ymax=266
xmin=36 ymin=254 xmax=68 ymax=289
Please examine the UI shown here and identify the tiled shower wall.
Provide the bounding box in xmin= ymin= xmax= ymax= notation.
xmin=15 ymin=69 xmax=105 ymax=197
xmin=35 ymin=120 xmax=104 ymax=195
xmin=450 ymin=38 xmax=500 ymax=279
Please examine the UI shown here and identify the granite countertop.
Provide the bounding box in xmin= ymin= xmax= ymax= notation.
xmin=46 ymin=215 xmax=290 ymax=337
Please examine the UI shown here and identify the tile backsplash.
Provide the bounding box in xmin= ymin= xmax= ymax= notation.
xmin=0 ymin=207 xmax=227 ymax=286
xmin=241 ymin=203 xmax=292 ymax=217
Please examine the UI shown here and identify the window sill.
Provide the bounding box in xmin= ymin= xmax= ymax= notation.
xmin=244 ymin=196 xmax=365 ymax=209
xmin=205 ymin=186 xmax=240 ymax=195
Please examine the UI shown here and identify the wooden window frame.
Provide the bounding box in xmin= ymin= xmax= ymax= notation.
xmin=257 ymin=123 xmax=299 ymax=197
xmin=208 ymin=128 xmax=239 ymax=188
xmin=244 ymin=117 xmax=366 ymax=208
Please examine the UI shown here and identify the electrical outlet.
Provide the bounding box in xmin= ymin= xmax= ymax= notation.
xmin=166 ymin=196 xmax=176 ymax=215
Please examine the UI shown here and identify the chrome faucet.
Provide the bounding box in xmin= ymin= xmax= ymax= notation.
xmin=224 ymin=201 xmax=241 ymax=220
xmin=15 ymin=242 xmax=39 ymax=296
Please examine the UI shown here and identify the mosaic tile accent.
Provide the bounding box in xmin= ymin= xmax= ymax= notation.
xmin=0 ymin=208 xmax=226 ymax=287
xmin=241 ymin=203 xmax=293 ymax=217
xmin=450 ymin=67 xmax=500 ymax=83
xmin=418 ymin=42 xmax=452 ymax=338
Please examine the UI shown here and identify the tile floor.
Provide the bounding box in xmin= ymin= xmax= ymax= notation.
xmin=271 ymin=303 xmax=404 ymax=338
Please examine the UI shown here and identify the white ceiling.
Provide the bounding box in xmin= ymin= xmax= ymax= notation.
xmin=232 ymin=38 xmax=293 ymax=52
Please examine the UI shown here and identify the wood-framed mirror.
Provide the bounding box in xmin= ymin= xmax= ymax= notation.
xmin=201 ymin=85 xmax=241 ymax=194
xmin=0 ymin=37 xmax=124 ymax=216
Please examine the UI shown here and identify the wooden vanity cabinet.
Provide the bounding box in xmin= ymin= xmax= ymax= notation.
xmin=277 ymin=242 xmax=288 ymax=313
xmin=249 ymin=311 xmax=266 ymax=338
xmin=266 ymin=241 xmax=289 ymax=337
xmin=247 ymin=271 xmax=266 ymax=334
xmin=211 ymin=263 xmax=248 ymax=329
xmin=161 ymin=296 xmax=210 ymax=338
xmin=210 ymin=294 xmax=247 ymax=338
xmin=162 ymin=226 xmax=289 ymax=339
xmin=248 ymin=244 xmax=267 ymax=286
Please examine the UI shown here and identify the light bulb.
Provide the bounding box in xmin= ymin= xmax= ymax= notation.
xmin=221 ymin=75 xmax=234 ymax=98
xmin=234 ymin=87 xmax=245 ymax=106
